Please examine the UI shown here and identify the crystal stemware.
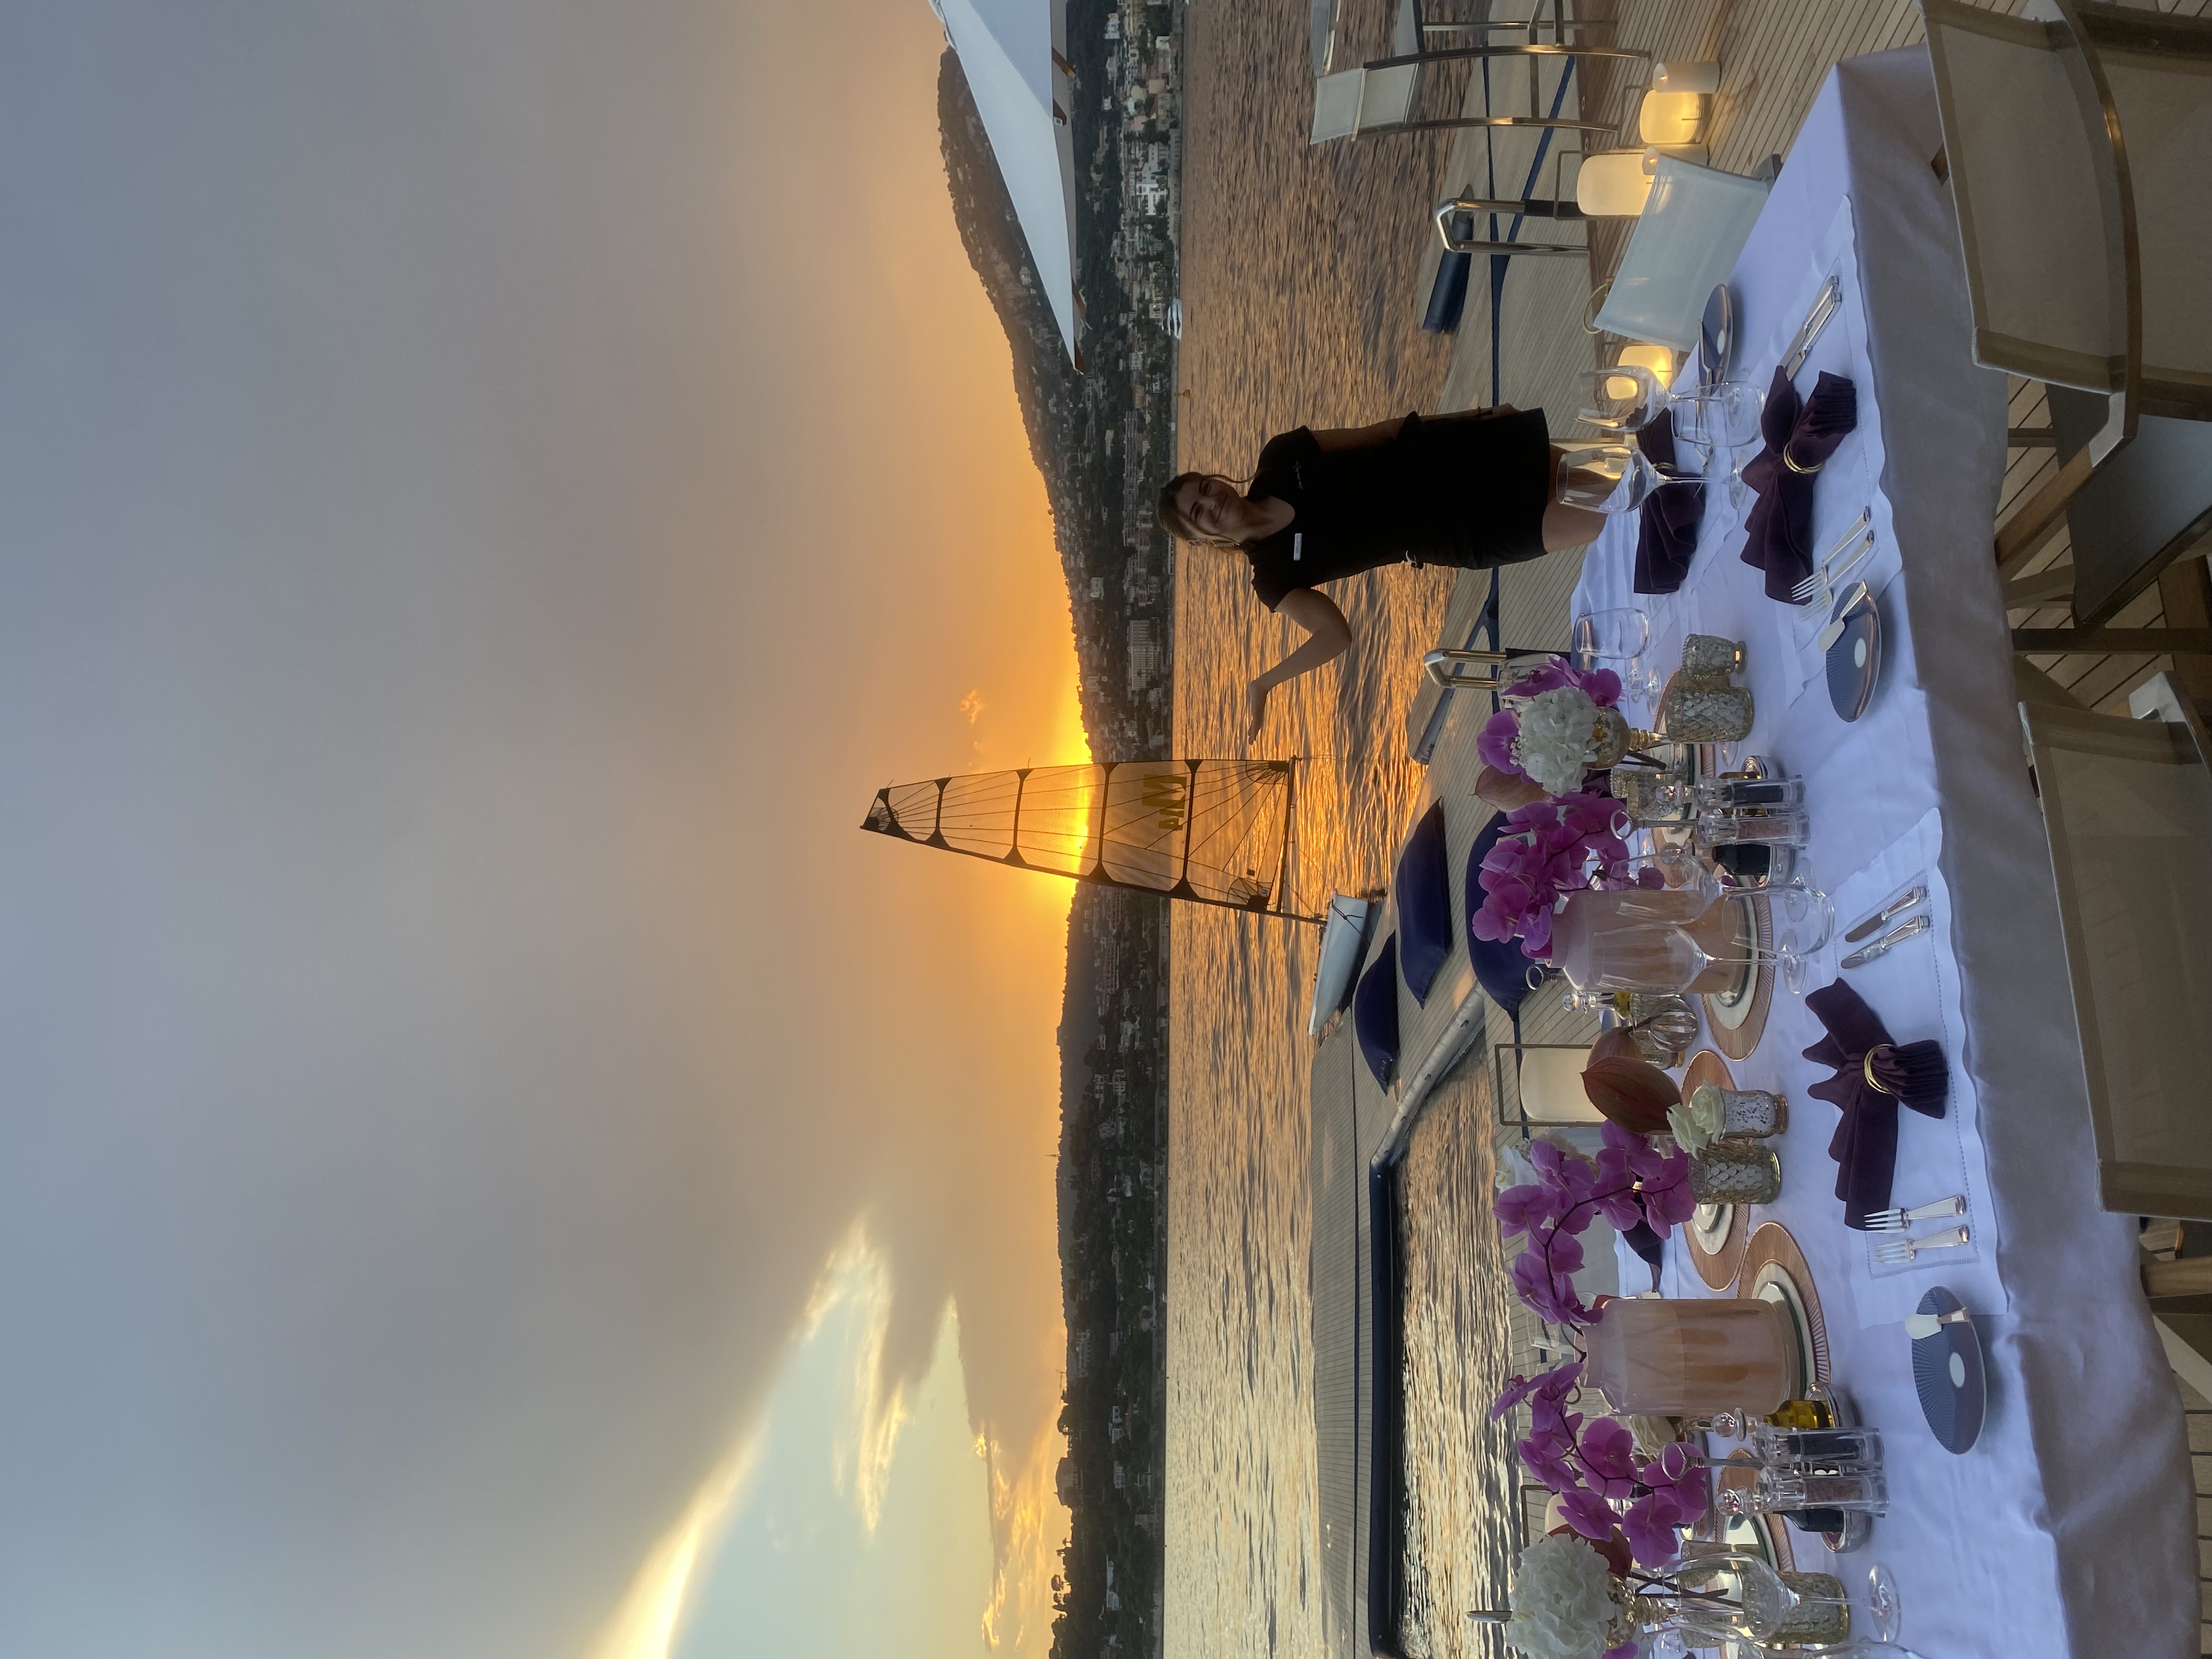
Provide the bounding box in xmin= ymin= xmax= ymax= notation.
xmin=1664 ymin=884 xmax=1837 ymax=995
xmin=1860 ymin=1562 xmax=1905 ymax=1645
xmin=1557 ymin=445 xmax=1702 ymax=514
xmin=1573 ymin=363 xmax=1668 ymax=431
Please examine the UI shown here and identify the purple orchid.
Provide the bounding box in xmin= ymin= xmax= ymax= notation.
xmin=1472 ymin=790 xmax=1639 ymax=957
xmin=1621 ymin=1488 xmax=1689 ymax=1566
xmin=1490 ymin=1359 xmax=1584 ymax=1420
xmin=1576 ymin=1417 xmax=1643 ymax=1499
xmin=1555 ymin=1485 xmax=1621 ymax=1542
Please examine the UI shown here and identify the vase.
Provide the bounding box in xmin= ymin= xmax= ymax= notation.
xmin=1689 ymin=1142 xmax=1784 ymax=1204
xmin=1681 ymin=633 xmax=1746 ymax=677
xmin=1688 ymin=1082 xmax=1788 ymax=1138
xmin=1583 ymin=1297 xmax=1802 ymax=1417
xmin=1660 ymin=675 xmax=1756 ymax=743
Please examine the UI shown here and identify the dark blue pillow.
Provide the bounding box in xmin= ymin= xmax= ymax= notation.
xmin=1396 ymin=800 xmax=1454 ymax=1005
xmin=1353 ymin=934 xmax=1400 ymax=1088
xmin=1465 ymin=814 xmax=1540 ymax=1021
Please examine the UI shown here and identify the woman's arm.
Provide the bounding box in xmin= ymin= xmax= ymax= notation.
xmin=1245 ymin=588 xmax=1353 ymax=743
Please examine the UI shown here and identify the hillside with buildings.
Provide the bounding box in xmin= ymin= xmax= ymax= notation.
xmin=936 ymin=3 xmax=1183 ymax=1655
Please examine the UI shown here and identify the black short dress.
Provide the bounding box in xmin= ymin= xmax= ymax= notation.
xmin=1241 ymin=407 xmax=1552 ymax=611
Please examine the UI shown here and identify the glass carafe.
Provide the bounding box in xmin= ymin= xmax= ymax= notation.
xmin=1549 ymin=884 xmax=1748 ymax=996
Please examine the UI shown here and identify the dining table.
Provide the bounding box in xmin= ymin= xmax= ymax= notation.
xmin=1573 ymin=47 xmax=2199 ymax=1659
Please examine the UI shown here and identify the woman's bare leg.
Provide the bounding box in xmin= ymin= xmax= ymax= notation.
xmin=1543 ymin=445 xmax=1609 ymax=550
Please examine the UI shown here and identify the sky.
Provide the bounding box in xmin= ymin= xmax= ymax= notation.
xmin=0 ymin=3 xmax=1081 ymax=1656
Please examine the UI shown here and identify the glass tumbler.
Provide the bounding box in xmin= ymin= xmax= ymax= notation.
xmin=1681 ymin=633 xmax=1747 ymax=677
xmin=1661 ymin=677 xmax=1755 ymax=743
xmin=1688 ymin=1081 xmax=1788 ymax=1138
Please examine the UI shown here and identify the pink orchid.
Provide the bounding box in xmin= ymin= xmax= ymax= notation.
xmin=1556 ymin=1485 xmax=1621 ymax=1542
xmin=1621 ymin=1488 xmax=1688 ymax=1566
xmin=1493 ymin=1182 xmax=1555 ymax=1238
xmin=1577 ymin=1417 xmax=1643 ymax=1498
xmin=1477 ymin=709 xmax=1524 ymax=776
xmin=1489 ymin=1359 xmax=1583 ymax=1421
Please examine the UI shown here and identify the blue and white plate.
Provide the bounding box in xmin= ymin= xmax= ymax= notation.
xmin=1909 ymin=1285 xmax=1985 ymax=1453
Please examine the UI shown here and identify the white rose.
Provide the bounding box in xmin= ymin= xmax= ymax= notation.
xmin=1506 ymin=1533 xmax=1622 ymax=1659
xmin=1666 ymin=1082 xmax=1728 ymax=1155
xmin=1511 ymin=687 xmax=1602 ymax=797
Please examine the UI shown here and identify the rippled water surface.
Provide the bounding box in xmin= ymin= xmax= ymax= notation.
xmin=1163 ymin=5 xmax=1527 ymax=1656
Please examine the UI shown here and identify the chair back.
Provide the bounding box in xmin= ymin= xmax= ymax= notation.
xmin=1591 ymin=159 xmax=1770 ymax=351
xmin=2064 ymin=2 xmax=2212 ymax=416
xmin=2049 ymin=385 xmax=2212 ymax=627
xmin=1923 ymin=2 xmax=2128 ymax=393
xmin=1310 ymin=65 xmax=1419 ymax=142
xmin=2021 ymin=696 xmax=2212 ymax=1218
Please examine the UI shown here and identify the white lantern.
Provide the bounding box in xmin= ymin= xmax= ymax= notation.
xmin=1638 ymin=89 xmax=1707 ymax=146
xmin=1575 ymin=151 xmax=1655 ymax=217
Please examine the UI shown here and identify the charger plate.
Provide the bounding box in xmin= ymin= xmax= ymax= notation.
xmin=1681 ymin=1049 xmax=1750 ymax=1289
xmin=1737 ymin=1222 xmax=1831 ymax=1391
xmin=1911 ymin=1285 xmax=1986 ymax=1454
xmin=1704 ymin=894 xmax=1774 ymax=1060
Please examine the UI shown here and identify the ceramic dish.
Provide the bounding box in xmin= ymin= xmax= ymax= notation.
xmin=1705 ymin=894 xmax=1774 ymax=1060
xmin=1910 ymin=1285 xmax=1986 ymax=1453
xmin=1826 ymin=588 xmax=1881 ymax=722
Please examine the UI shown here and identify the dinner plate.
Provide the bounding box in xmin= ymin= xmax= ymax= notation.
xmin=1826 ymin=589 xmax=1881 ymax=723
xmin=1705 ymin=895 xmax=1774 ymax=1060
xmin=1910 ymin=1285 xmax=1986 ymax=1453
xmin=1737 ymin=1223 xmax=1831 ymax=1392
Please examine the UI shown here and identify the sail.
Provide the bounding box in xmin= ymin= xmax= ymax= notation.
xmin=860 ymin=758 xmax=1310 ymax=919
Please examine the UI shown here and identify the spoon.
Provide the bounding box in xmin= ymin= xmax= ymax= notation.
xmin=1816 ymin=580 xmax=1871 ymax=652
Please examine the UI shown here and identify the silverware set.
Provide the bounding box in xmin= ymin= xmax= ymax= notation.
xmin=1781 ymin=274 xmax=1843 ymax=381
xmin=1839 ymin=880 xmax=1930 ymax=968
xmin=1863 ymin=1194 xmax=1966 ymax=1232
xmin=1873 ymin=1223 xmax=1972 ymax=1265
xmin=1790 ymin=508 xmax=1875 ymax=608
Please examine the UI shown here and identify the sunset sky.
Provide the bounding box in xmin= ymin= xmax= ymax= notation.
xmin=0 ymin=3 xmax=1081 ymax=1655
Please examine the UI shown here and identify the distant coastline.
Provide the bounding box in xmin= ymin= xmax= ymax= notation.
xmin=937 ymin=2 xmax=1183 ymax=1652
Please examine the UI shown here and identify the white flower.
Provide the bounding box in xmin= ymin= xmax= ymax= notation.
xmin=1666 ymin=1083 xmax=1728 ymax=1155
xmin=1506 ymin=1532 xmax=1622 ymax=1659
xmin=1512 ymin=687 xmax=1602 ymax=797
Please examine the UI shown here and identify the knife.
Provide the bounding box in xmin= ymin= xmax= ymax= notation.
xmin=1781 ymin=275 xmax=1842 ymax=380
xmin=1844 ymin=883 xmax=1927 ymax=944
xmin=1840 ymin=913 xmax=1931 ymax=968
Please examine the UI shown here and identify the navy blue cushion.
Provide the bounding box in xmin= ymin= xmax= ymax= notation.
xmin=1353 ymin=934 xmax=1400 ymax=1088
xmin=1396 ymin=801 xmax=1454 ymax=1005
xmin=1465 ymin=814 xmax=1541 ymax=1020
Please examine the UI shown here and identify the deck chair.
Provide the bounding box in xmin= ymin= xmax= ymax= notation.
xmin=2020 ymin=686 xmax=2212 ymax=1220
xmin=1922 ymin=1 xmax=2212 ymax=605
xmin=1588 ymin=159 xmax=1771 ymax=352
xmin=1310 ymin=38 xmax=1641 ymax=146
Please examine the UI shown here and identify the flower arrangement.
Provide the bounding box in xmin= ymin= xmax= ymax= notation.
xmin=1470 ymin=790 xmax=1644 ymax=958
xmin=1500 ymin=1532 xmax=1633 ymax=1659
xmin=1494 ymin=1124 xmax=1695 ymax=1328
xmin=1479 ymin=659 xmax=1627 ymax=798
xmin=1492 ymin=1360 xmax=1712 ymax=1572
xmin=1666 ymin=1085 xmax=1728 ymax=1155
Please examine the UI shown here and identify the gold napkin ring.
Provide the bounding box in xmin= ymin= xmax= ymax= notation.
xmin=1863 ymin=1046 xmax=1895 ymax=1093
xmin=1783 ymin=445 xmax=1824 ymax=476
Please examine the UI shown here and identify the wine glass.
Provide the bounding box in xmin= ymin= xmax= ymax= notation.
xmin=1558 ymin=445 xmax=1702 ymax=514
xmin=1664 ymin=884 xmax=1837 ymax=995
xmin=1672 ymin=380 xmax=1767 ymax=510
xmin=1572 ymin=607 xmax=1664 ymax=703
xmin=1859 ymin=1562 xmax=1905 ymax=1646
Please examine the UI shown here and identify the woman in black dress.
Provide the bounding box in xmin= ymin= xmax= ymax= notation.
xmin=1158 ymin=407 xmax=1603 ymax=741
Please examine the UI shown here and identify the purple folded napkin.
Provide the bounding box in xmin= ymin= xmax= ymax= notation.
xmin=1801 ymin=979 xmax=1948 ymax=1230
xmin=1633 ymin=410 xmax=1703 ymax=595
xmin=1740 ymin=366 xmax=1858 ymax=602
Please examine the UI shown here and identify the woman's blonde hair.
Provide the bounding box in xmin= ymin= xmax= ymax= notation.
xmin=1158 ymin=471 xmax=1249 ymax=548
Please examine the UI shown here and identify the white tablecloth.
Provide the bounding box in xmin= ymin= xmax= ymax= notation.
xmin=1577 ymin=49 xmax=2197 ymax=1659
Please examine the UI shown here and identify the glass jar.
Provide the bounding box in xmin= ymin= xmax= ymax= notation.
xmin=1583 ymin=1296 xmax=1802 ymax=1417
xmin=1661 ymin=676 xmax=1756 ymax=743
xmin=1696 ymin=772 xmax=1805 ymax=811
xmin=1681 ymin=634 xmax=1747 ymax=677
xmin=1700 ymin=807 xmax=1810 ymax=847
xmin=1688 ymin=1081 xmax=1788 ymax=1138
xmin=1689 ymin=1142 xmax=1784 ymax=1204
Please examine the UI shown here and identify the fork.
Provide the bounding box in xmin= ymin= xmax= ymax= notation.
xmin=1863 ymin=1194 xmax=1967 ymax=1232
xmin=1787 ymin=509 xmax=1874 ymax=605
xmin=1872 ymin=1223 xmax=1971 ymax=1265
